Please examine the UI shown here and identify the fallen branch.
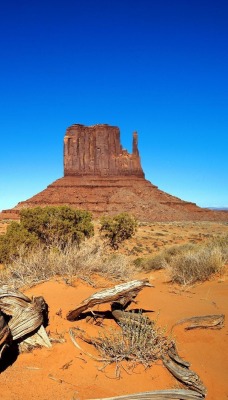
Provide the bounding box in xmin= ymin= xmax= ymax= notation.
xmin=167 ymin=342 xmax=190 ymax=368
xmin=162 ymin=355 xmax=206 ymax=396
xmin=87 ymin=388 xmax=204 ymax=399
xmin=172 ymin=314 xmax=225 ymax=331
xmin=67 ymin=279 xmax=153 ymax=321
xmin=69 ymin=328 xmax=109 ymax=362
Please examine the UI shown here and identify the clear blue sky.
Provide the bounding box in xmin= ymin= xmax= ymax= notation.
xmin=0 ymin=0 xmax=227 ymax=212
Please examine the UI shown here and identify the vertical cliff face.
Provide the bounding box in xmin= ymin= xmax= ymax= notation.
xmin=64 ymin=124 xmax=144 ymax=177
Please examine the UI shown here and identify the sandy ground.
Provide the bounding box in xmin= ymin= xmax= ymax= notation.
xmin=1 ymin=267 xmax=228 ymax=400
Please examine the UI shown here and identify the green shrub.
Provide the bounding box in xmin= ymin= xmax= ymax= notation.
xmin=133 ymin=257 xmax=144 ymax=268
xmin=0 ymin=206 xmax=94 ymax=264
xmin=20 ymin=206 xmax=94 ymax=247
xmin=0 ymin=222 xmax=38 ymax=264
xmin=100 ymin=212 xmax=137 ymax=249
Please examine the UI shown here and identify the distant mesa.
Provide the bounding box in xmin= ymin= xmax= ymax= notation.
xmin=1 ymin=123 xmax=227 ymax=222
xmin=207 ymin=207 xmax=228 ymax=211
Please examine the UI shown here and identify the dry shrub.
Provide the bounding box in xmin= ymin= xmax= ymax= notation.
xmin=0 ymin=244 xmax=51 ymax=288
xmin=138 ymin=235 xmax=227 ymax=285
xmin=57 ymin=239 xmax=134 ymax=282
xmin=0 ymin=237 xmax=135 ymax=289
xmin=208 ymin=234 xmax=228 ymax=263
xmin=138 ymin=253 xmax=168 ymax=271
xmin=91 ymin=312 xmax=171 ymax=370
xmin=169 ymin=246 xmax=224 ymax=285
xmin=97 ymin=253 xmax=134 ymax=281
xmin=138 ymin=243 xmax=195 ymax=272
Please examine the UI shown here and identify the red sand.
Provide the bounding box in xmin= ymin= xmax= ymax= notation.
xmin=1 ymin=268 xmax=228 ymax=400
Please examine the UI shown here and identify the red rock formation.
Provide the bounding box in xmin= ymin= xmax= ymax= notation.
xmin=1 ymin=124 xmax=227 ymax=222
xmin=64 ymin=124 xmax=144 ymax=177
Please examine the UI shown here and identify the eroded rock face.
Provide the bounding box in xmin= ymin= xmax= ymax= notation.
xmin=64 ymin=124 xmax=144 ymax=177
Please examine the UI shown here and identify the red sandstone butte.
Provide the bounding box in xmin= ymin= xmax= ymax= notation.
xmin=64 ymin=124 xmax=144 ymax=178
xmin=1 ymin=124 xmax=227 ymax=222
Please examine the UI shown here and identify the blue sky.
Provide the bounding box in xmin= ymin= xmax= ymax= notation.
xmin=0 ymin=0 xmax=227 ymax=211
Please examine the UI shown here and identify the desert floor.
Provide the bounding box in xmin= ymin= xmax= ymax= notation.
xmin=0 ymin=221 xmax=228 ymax=400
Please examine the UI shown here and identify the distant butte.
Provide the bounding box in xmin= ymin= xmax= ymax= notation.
xmin=1 ymin=124 xmax=227 ymax=222
xmin=64 ymin=124 xmax=144 ymax=178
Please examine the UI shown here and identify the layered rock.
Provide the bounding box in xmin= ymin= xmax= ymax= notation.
xmin=64 ymin=124 xmax=144 ymax=177
xmin=1 ymin=124 xmax=227 ymax=222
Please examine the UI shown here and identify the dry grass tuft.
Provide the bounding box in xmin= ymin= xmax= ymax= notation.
xmin=137 ymin=235 xmax=227 ymax=285
xmin=137 ymin=243 xmax=195 ymax=272
xmin=0 ymin=237 xmax=136 ymax=289
xmin=169 ymin=246 xmax=225 ymax=285
xmin=91 ymin=312 xmax=171 ymax=371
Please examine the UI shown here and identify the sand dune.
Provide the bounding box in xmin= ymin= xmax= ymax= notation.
xmin=1 ymin=267 xmax=227 ymax=400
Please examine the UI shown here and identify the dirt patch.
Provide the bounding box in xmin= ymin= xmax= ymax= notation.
xmin=119 ymin=220 xmax=228 ymax=259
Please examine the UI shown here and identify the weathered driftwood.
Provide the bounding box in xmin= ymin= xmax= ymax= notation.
xmin=167 ymin=342 xmax=190 ymax=368
xmin=0 ymin=311 xmax=11 ymax=358
xmin=162 ymin=353 xmax=206 ymax=396
xmin=19 ymin=325 xmax=51 ymax=352
xmin=0 ymin=287 xmax=45 ymax=340
xmin=69 ymin=328 xmax=107 ymax=362
xmin=0 ymin=285 xmax=51 ymax=354
xmin=0 ymin=285 xmax=31 ymax=302
xmin=67 ymin=279 xmax=153 ymax=321
xmin=87 ymin=389 xmax=204 ymax=400
xmin=172 ymin=314 xmax=225 ymax=331
xmin=0 ymin=311 xmax=11 ymax=346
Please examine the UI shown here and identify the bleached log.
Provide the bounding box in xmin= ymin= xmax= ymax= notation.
xmin=0 ymin=290 xmax=45 ymax=340
xmin=0 ymin=285 xmax=50 ymax=350
xmin=87 ymin=388 xmax=204 ymax=399
xmin=67 ymin=279 xmax=153 ymax=321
